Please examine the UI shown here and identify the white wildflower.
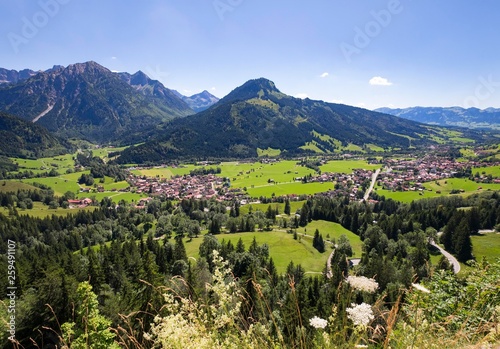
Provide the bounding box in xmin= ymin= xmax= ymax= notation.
xmin=411 ymin=283 xmax=431 ymax=294
xmin=346 ymin=275 xmax=379 ymax=293
xmin=346 ymin=303 xmax=374 ymax=327
xmin=309 ymin=316 xmax=328 ymax=329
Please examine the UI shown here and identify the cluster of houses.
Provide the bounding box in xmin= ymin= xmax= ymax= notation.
xmin=290 ymin=156 xmax=500 ymax=200
xmin=67 ymin=198 xmax=93 ymax=208
xmin=379 ymin=157 xmax=499 ymax=191
xmin=123 ymin=156 xmax=499 ymax=204
xmin=127 ymin=173 xmax=246 ymax=201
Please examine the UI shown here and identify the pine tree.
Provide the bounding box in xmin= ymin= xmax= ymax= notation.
xmin=284 ymin=198 xmax=291 ymax=215
xmin=174 ymin=236 xmax=188 ymax=261
xmin=61 ymin=282 xmax=119 ymax=349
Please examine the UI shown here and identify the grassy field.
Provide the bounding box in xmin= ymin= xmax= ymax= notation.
xmin=294 ymin=220 xmax=363 ymax=257
xmin=246 ymin=181 xmax=333 ymax=197
xmin=85 ymin=191 xmax=147 ymax=202
xmin=93 ymin=146 xmax=128 ymax=159
xmin=0 ymin=201 xmax=97 ymax=218
xmin=376 ymin=178 xmax=500 ymax=203
xmin=257 ymin=148 xmax=281 ymax=157
xmin=185 ymin=230 xmax=331 ymax=274
xmin=319 ymin=160 xmax=380 ymax=173
xmin=471 ymin=232 xmax=500 ymax=263
xmin=239 ymin=200 xmax=306 ymax=216
xmin=366 ymin=144 xmax=385 ymax=152
xmin=472 ymin=165 xmax=500 ymax=177
xmin=131 ymin=165 xmax=196 ymax=178
xmin=10 ymin=154 xmax=76 ymax=175
xmin=0 ymin=181 xmax=38 ymax=193
xmin=20 ymin=172 xmax=85 ymax=196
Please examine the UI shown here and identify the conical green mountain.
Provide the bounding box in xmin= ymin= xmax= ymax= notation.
xmin=117 ymin=78 xmax=460 ymax=163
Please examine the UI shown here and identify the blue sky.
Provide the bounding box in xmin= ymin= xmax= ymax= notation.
xmin=1 ymin=0 xmax=499 ymax=109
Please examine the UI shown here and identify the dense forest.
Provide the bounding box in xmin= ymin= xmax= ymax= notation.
xmin=0 ymin=189 xmax=499 ymax=348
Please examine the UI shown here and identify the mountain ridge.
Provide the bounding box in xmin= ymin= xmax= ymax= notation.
xmin=376 ymin=106 xmax=500 ymax=130
xmin=0 ymin=61 xmax=193 ymax=143
xmin=172 ymin=89 xmax=220 ymax=112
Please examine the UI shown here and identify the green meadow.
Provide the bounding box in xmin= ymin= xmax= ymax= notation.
xmin=471 ymin=232 xmax=500 ymax=263
xmin=376 ymin=178 xmax=500 ymax=203
xmin=0 ymin=201 xmax=96 ymax=218
xmin=185 ymin=230 xmax=332 ymax=274
xmin=239 ymin=200 xmax=306 ymax=216
xmin=0 ymin=181 xmax=38 ymax=193
xmin=319 ymin=160 xmax=380 ymax=173
xmin=246 ymin=181 xmax=333 ymax=197
xmin=294 ymin=220 xmax=363 ymax=257
xmin=131 ymin=165 xmax=196 ymax=178
xmin=472 ymin=165 xmax=500 ymax=177
xmin=10 ymin=153 xmax=76 ymax=175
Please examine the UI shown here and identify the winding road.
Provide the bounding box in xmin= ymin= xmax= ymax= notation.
xmin=430 ymin=240 xmax=461 ymax=274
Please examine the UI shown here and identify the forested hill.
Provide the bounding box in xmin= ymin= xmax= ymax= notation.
xmin=0 ymin=61 xmax=193 ymax=143
xmin=0 ymin=112 xmax=72 ymax=158
xmin=116 ymin=78 xmax=480 ymax=164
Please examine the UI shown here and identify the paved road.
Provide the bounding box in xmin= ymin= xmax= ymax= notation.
xmin=430 ymin=240 xmax=461 ymax=274
xmin=363 ymin=168 xmax=381 ymax=201
xmin=326 ymin=249 xmax=335 ymax=278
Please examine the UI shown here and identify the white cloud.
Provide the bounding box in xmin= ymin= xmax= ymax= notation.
xmin=320 ymin=72 xmax=329 ymax=78
xmin=369 ymin=76 xmax=393 ymax=86
xmin=210 ymin=87 xmax=216 ymax=91
xmin=111 ymin=56 xmax=117 ymax=60
xmin=295 ymin=93 xmax=309 ymax=99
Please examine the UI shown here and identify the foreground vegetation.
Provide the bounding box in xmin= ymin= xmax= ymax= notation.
xmin=0 ymin=186 xmax=499 ymax=348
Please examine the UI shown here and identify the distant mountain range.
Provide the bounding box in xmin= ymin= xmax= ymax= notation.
xmin=0 ymin=62 xmax=194 ymax=143
xmin=116 ymin=78 xmax=481 ymax=164
xmin=173 ymin=90 xmax=220 ymax=113
xmin=0 ymin=61 xmax=496 ymax=162
xmin=0 ymin=68 xmax=38 ymax=85
xmin=376 ymin=106 xmax=500 ymax=130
